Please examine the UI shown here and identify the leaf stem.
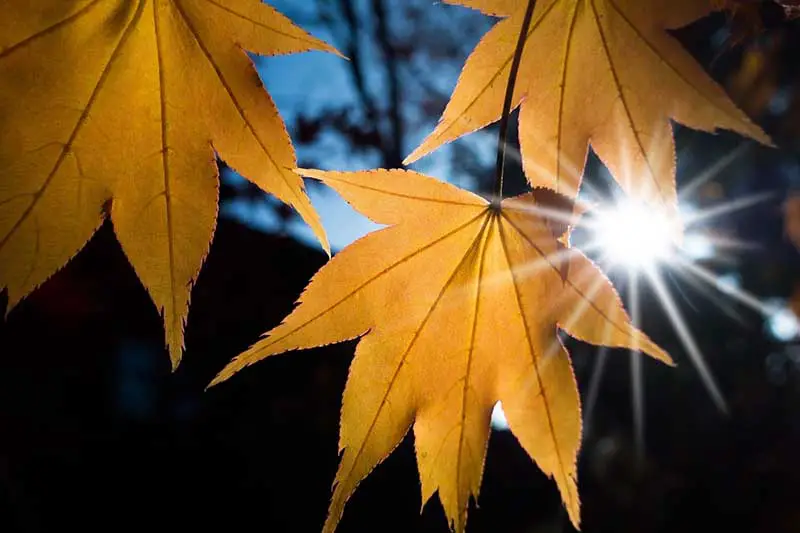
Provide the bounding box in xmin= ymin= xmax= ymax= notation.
xmin=493 ymin=0 xmax=537 ymax=206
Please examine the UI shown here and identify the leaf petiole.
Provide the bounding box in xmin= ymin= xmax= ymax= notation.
xmin=493 ymin=0 xmax=537 ymax=206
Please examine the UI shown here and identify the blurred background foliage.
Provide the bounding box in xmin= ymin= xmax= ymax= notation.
xmin=3 ymin=1 xmax=800 ymax=532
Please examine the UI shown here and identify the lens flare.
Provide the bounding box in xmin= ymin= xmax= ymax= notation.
xmin=590 ymin=201 xmax=675 ymax=270
xmin=571 ymin=182 xmax=775 ymax=462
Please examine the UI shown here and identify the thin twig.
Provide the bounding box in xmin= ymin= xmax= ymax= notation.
xmin=372 ymin=0 xmax=405 ymax=168
xmin=493 ymin=0 xmax=537 ymax=205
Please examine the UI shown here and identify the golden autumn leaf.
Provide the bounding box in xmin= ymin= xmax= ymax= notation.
xmin=210 ymin=168 xmax=672 ymax=532
xmin=404 ymin=0 xmax=772 ymax=215
xmin=0 ymin=0 xmax=335 ymax=367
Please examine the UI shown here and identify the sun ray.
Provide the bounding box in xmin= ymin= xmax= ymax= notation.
xmin=682 ymin=191 xmax=775 ymax=227
xmin=678 ymin=142 xmax=752 ymax=201
xmin=507 ymin=201 xmax=582 ymax=228
xmin=701 ymin=234 xmax=762 ymax=253
xmin=503 ymin=245 xmax=579 ymax=280
xmin=555 ymin=259 xmax=614 ymax=332
xmin=582 ymin=199 xmax=676 ymax=271
xmin=556 ymin=143 xmax=779 ymax=451
xmin=674 ymin=257 xmax=775 ymax=317
xmin=644 ymin=269 xmax=729 ymax=414
xmin=628 ymin=273 xmax=646 ymax=465
xmin=583 ymin=345 xmax=609 ymax=440
xmin=666 ymin=265 xmax=749 ymax=325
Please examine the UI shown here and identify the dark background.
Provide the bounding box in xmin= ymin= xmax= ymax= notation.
xmin=3 ymin=2 xmax=800 ymax=532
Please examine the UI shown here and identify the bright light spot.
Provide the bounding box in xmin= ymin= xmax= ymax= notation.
xmin=490 ymin=402 xmax=509 ymax=431
xmin=766 ymin=299 xmax=800 ymax=342
xmin=715 ymin=273 xmax=741 ymax=294
xmin=682 ymin=233 xmax=715 ymax=260
xmin=591 ymin=201 xmax=675 ymax=269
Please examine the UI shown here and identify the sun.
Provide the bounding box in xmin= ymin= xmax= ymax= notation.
xmin=491 ymin=174 xmax=783 ymax=463
xmin=589 ymin=200 xmax=677 ymax=270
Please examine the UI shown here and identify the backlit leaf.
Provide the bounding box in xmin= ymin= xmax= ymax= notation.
xmin=210 ymin=168 xmax=672 ymax=532
xmin=405 ymin=0 xmax=772 ymax=215
xmin=0 ymin=0 xmax=335 ymax=367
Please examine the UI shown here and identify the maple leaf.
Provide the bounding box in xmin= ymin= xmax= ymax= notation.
xmin=210 ymin=168 xmax=672 ymax=532
xmin=404 ymin=0 xmax=772 ymax=215
xmin=0 ymin=0 xmax=336 ymax=367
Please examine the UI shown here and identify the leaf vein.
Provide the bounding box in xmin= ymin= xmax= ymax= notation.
xmin=337 ymin=214 xmax=493 ymax=499
xmin=455 ymin=213 xmax=493 ymax=523
xmin=248 ymin=211 xmax=488 ymax=355
xmin=497 ymin=220 xmax=575 ymax=511
xmin=0 ymin=0 xmax=103 ymax=60
xmin=314 ymin=175 xmax=486 ymax=208
xmin=0 ymin=0 xmax=147 ymax=254
xmin=589 ymin=0 xmax=665 ymax=201
xmin=429 ymin=0 xmax=560 ymax=144
xmin=555 ymin=1 xmax=581 ymax=189
xmin=605 ymin=0 xmax=748 ymax=130
xmin=500 ymin=213 xmax=635 ymax=340
xmin=199 ymin=0 xmax=325 ymax=47
xmin=172 ymin=0 xmax=308 ymax=211
xmin=153 ymin=0 xmax=180 ymax=342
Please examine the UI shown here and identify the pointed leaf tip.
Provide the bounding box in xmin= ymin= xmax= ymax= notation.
xmin=222 ymin=168 xmax=624 ymax=531
xmin=408 ymin=0 xmax=774 ymax=210
xmin=0 ymin=0 xmax=330 ymax=366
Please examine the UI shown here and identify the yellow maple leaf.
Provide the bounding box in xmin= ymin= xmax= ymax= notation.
xmin=0 ymin=0 xmax=335 ymax=367
xmin=404 ymin=0 xmax=771 ymax=214
xmin=210 ymin=168 xmax=672 ymax=532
